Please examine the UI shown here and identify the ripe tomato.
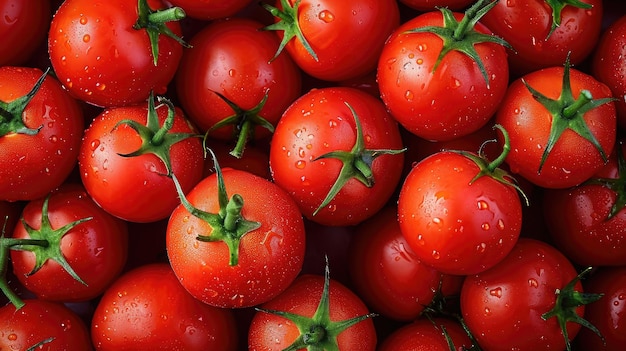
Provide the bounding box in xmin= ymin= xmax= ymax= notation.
xmin=263 ymin=0 xmax=400 ymax=81
xmin=248 ymin=265 xmax=377 ymax=350
xmin=167 ymin=0 xmax=254 ymax=20
xmin=481 ymin=0 xmax=603 ymax=77
xmin=0 ymin=67 xmax=84 ymax=202
xmin=378 ymin=317 xmax=473 ymax=351
xmin=269 ymin=87 xmax=405 ymax=226
xmin=79 ymin=94 xmax=204 ymax=223
xmin=175 ymin=17 xmax=301 ymax=157
xmin=496 ymin=56 xmax=616 ymax=189
xmin=592 ymin=13 xmax=626 ymax=130
xmin=48 ymin=0 xmax=186 ymax=107
xmin=0 ymin=0 xmax=51 ymax=66
xmin=9 ymin=184 xmax=128 ymax=302
xmin=166 ymin=166 xmax=306 ymax=308
xmin=91 ymin=263 xmax=238 ymax=351
xmin=0 ymin=299 xmax=92 ymax=350
xmin=348 ymin=206 xmax=442 ymax=322
xmin=377 ymin=1 xmax=509 ymax=141
xmin=461 ymin=238 xmax=598 ymax=351
xmin=397 ymin=143 xmax=523 ymax=275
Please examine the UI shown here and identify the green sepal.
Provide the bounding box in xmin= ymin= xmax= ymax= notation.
xmin=312 ymin=102 xmax=405 ymax=216
xmin=171 ymin=149 xmax=261 ymax=266
xmin=255 ymin=257 xmax=377 ymax=351
xmin=26 ymin=337 xmax=55 ymax=351
xmin=404 ymin=0 xmax=512 ymax=88
xmin=544 ymin=0 xmax=593 ymax=39
xmin=541 ymin=266 xmax=605 ymax=351
xmin=114 ymin=92 xmax=201 ymax=177
xmin=522 ymin=53 xmax=616 ymax=174
xmin=0 ymin=67 xmax=49 ymax=137
xmin=584 ymin=140 xmax=626 ymax=220
xmin=261 ymin=0 xmax=318 ymax=62
xmin=133 ymin=0 xmax=190 ymax=66
xmin=207 ymin=89 xmax=275 ymax=159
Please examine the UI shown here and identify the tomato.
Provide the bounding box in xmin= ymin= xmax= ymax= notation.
xmin=480 ymin=0 xmax=603 ymax=77
xmin=175 ymin=17 xmax=301 ymax=158
xmin=574 ymin=266 xmax=626 ymax=351
xmin=248 ymin=264 xmax=377 ymax=350
xmin=203 ymin=138 xmax=271 ymax=180
xmin=377 ymin=0 xmax=510 ymax=141
xmin=48 ymin=0 xmax=186 ymax=107
xmin=166 ymin=163 xmax=306 ymax=308
xmin=0 ymin=0 xmax=51 ymax=66
xmin=91 ymin=263 xmax=238 ymax=351
xmin=9 ymin=184 xmax=128 ymax=302
xmin=269 ymin=87 xmax=405 ymax=226
xmin=397 ymin=129 xmax=524 ymax=275
xmin=79 ymin=94 xmax=204 ymax=223
xmin=542 ymin=141 xmax=626 ymax=266
xmin=167 ymin=0 xmax=254 ymax=20
xmin=378 ymin=317 xmax=473 ymax=351
xmin=592 ymin=13 xmax=626 ymax=131
xmin=460 ymin=238 xmax=599 ymax=351
xmin=496 ymin=55 xmax=616 ymax=189
xmin=348 ymin=206 xmax=442 ymax=322
xmin=0 ymin=299 xmax=92 ymax=350
xmin=263 ymin=0 xmax=400 ymax=81
xmin=399 ymin=0 xmax=474 ymax=11
xmin=0 ymin=67 xmax=84 ymax=202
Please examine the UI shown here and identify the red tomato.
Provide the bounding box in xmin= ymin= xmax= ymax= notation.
xmin=264 ymin=0 xmax=400 ymax=81
xmin=10 ymin=184 xmax=129 ymax=302
xmin=269 ymin=87 xmax=405 ymax=226
xmin=496 ymin=57 xmax=616 ymax=189
xmin=0 ymin=299 xmax=92 ymax=350
xmin=175 ymin=17 xmax=302 ymax=156
xmin=543 ymin=141 xmax=626 ymax=266
xmin=79 ymin=95 xmax=204 ymax=223
xmin=203 ymin=139 xmax=271 ymax=180
xmin=461 ymin=238 xmax=594 ymax=351
xmin=481 ymin=0 xmax=603 ymax=77
xmin=377 ymin=3 xmax=509 ymax=141
xmin=0 ymin=67 xmax=84 ymax=202
xmin=348 ymin=206 xmax=442 ymax=322
xmin=166 ymin=167 xmax=306 ymax=308
xmin=378 ymin=317 xmax=473 ymax=351
xmin=48 ymin=0 xmax=185 ymax=107
xmin=91 ymin=263 xmax=238 ymax=351
xmin=248 ymin=269 xmax=377 ymax=350
xmin=0 ymin=0 xmax=51 ymax=66
xmin=574 ymin=266 xmax=626 ymax=351
xmin=398 ymin=149 xmax=523 ymax=275
xmin=592 ymin=13 xmax=626 ymax=130
xmin=167 ymin=0 xmax=254 ymax=19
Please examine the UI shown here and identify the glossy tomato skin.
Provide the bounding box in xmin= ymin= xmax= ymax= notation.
xmin=377 ymin=11 xmax=509 ymax=142
xmin=10 ymin=184 xmax=128 ymax=302
xmin=481 ymin=0 xmax=603 ymax=77
xmin=273 ymin=0 xmax=400 ymax=81
xmin=91 ymin=263 xmax=238 ymax=351
xmin=175 ymin=18 xmax=302 ymax=138
xmin=0 ymin=299 xmax=92 ymax=350
xmin=248 ymin=273 xmax=377 ymax=351
xmin=593 ymin=14 xmax=626 ymax=130
xmin=397 ymin=151 xmax=523 ymax=275
xmin=348 ymin=206 xmax=442 ymax=322
xmin=574 ymin=266 xmax=626 ymax=351
xmin=167 ymin=0 xmax=253 ymax=19
xmin=543 ymin=142 xmax=626 ymax=266
xmin=461 ymin=238 xmax=584 ymax=351
xmin=269 ymin=87 xmax=405 ymax=226
xmin=496 ymin=65 xmax=616 ymax=189
xmin=0 ymin=0 xmax=51 ymax=66
xmin=79 ymin=101 xmax=204 ymax=223
xmin=166 ymin=169 xmax=306 ymax=308
xmin=378 ymin=317 xmax=472 ymax=351
xmin=0 ymin=67 xmax=84 ymax=202
xmin=48 ymin=0 xmax=183 ymax=107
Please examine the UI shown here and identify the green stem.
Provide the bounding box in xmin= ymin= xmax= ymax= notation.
xmin=486 ymin=124 xmax=510 ymax=172
xmin=563 ymin=90 xmax=592 ymax=118
xmin=231 ymin=119 xmax=253 ymax=159
xmin=151 ymin=104 xmax=174 ymax=146
xmin=0 ymin=237 xmax=49 ymax=310
xmin=147 ymin=6 xmax=186 ymax=24
xmin=223 ymin=194 xmax=245 ymax=232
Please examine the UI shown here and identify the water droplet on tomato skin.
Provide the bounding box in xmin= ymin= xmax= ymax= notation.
xmin=489 ymin=287 xmax=502 ymax=298
xmin=528 ymin=278 xmax=539 ymax=288
xmin=318 ymin=10 xmax=335 ymax=23
xmin=7 ymin=333 xmax=17 ymax=341
xmin=295 ymin=160 xmax=306 ymax=169
xmin=431 ymin=250 xmax=441 ymax=260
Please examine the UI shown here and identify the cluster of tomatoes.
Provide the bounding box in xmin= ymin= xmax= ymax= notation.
xmin=1 ymin=0 xmax=626 ymax=350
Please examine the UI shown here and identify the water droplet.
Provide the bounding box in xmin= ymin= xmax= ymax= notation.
xmin=408 ymin=53 xmax=415 ymax=59
xmin=96 ymin=83 xmax=106 ymax=91
xmin=49 ymin=135 xmax=58 ymax=143
xmin=477 ymin=242 xmax=487 ymax=252
xmin=418 ymin=44 xmax=427 ymax=51
xmin=94 ymin=247 xmax=104 ymax=256
xmin=489 ymin=287 xmax=502 ymax=298
xmin=329 ymin=119 xmax=338 ymax=128
xmin=7 ymin=333 xmax=17 ymax=341
xmin=79 ymin=16 xmax=88 ymax=25
xmin=417 ymin=234 xmax=425 ymax=246
xmin=484 ymin=307 xmax=492 ymax=316
xmin=318 ymin=10 xmax=335 ymax=23
xmin=481 ymin=223 xmax=490 ymax=231
xmin=228 ymin=69 xmax=236 ymax=77
xmin=432 ymin=250 xmax=440 ymax=259
xmin=83 ymin=34 xmax=90 ymax=43
xmin=497 ymin=219 xmax=505 ymax=230
xmin=405 ymin=90 xmax=414 ymax=101
xmin=528 ymin=278 xmax=539 ymax=288
xmin=452 ymin=78 xmax=461 ymax=88
xmin=61 ymin=319 xmax=72 ymax=331
xmin=102 ymin=159 xmax=109 ymax=170
xmin=298 ymin=147 xmax=306 ymax=158
xmin=477 ymin=200 xmax=489 ymax=210
xmin=295 ymin=160 xmax=306 ymax=169
xmin=432 ymin=217 xmax=442 ymax=226
xmin=416 ymin=58 xmax=423 ymax=65
xmin=327 ymin=204 xmax=337 ymax=212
